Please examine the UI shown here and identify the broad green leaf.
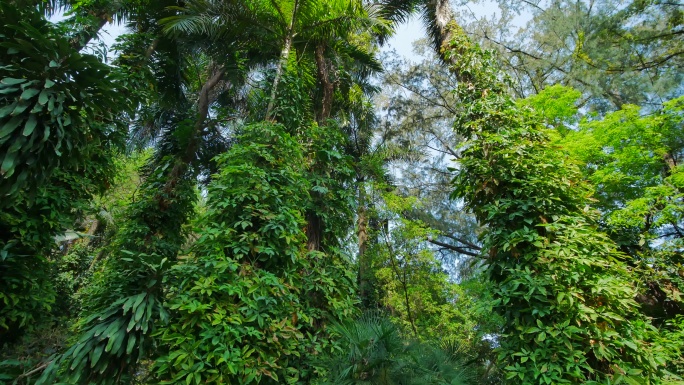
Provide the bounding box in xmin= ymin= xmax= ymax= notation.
xmin=23 ymin=115 xmax=37 ymax=136
xmin=126 ymin=334 xmax=137 ymax=355
xmin=1 ymin=78 xmax=26 ymax=85
xmin=1 ymin=151 xmax=16 ymax=175
xmin=1 ymin=115 xmax=23 ymax=134
xmin=0 ymin=103 xmax=16 ymax=118
xmin=20 ymin=87 xmax=39 ymax=100
xmin=90 ymin=345 xmax=104 ymax=368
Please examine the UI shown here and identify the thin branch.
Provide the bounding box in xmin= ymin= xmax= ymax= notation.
xmin=382 ymin=228 xmax=419 ymax=336
xmin=440 ymin=233 xmax=481 ymax=250
xmin=519 ymin=0 xmax=545 ymax=12
xmin=16 ymin=361 xmax=50 ymax=380
xmin=428 ymin=239 xmax=481 ymax=257
xmin=387 ymin=77 xmax=455 ymax=112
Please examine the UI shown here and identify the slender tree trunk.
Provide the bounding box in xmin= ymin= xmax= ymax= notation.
xmin=383 ymin=228 xmax=418 ymax=336
xmin=305 ymin=40 xmax=337 ymax=252
xmin=305 ymin=211 xmax=322 ymax=251
xmin=426 ymin=0 xmax=455 ymax=63
xmin=357 ymin=181 xmax=372 ymax=306
xmin=70 ymin=16 xmax=108 ymax=51
xmin=265 ymin=0 xmax=299 ymax=120
xmin=314 ymin=43 xmax=335 ymax=123
xmin=165 ymin=66 xmax=224 ymax=192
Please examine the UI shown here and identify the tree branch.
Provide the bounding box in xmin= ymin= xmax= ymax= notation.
xmin=428 ymin=238 xmax=481 ymax=257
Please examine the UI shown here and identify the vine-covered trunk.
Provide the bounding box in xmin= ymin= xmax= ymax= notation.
xmin=40 ymin=69 xmax=227 ymax=385
xmin=306 ymin=210 xmax=323 ymax=251
xmin=427 ymin=6 xmax=663 ymax=382
xmin=153 ymin=123 xmax=358 ymax=385
xmin=315 ymin=42 xmax=335 ymax=123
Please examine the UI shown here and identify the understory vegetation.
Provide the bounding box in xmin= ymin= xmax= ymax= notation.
xmin=1 ymin=0 xmax=682 ymax=384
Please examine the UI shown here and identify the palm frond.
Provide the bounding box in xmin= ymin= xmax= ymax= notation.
xmin=373 ymin=0 xmax=422 ymax=44
xmin=318 ymin=312 xmax=477 ymax=385
xmin=420 ymin=0 xmax=454 ymax=55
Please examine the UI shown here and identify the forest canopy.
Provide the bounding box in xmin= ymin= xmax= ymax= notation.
xmin=0 ymin=0 xmax=682 ymax=384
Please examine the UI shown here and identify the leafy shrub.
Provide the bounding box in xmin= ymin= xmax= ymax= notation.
xmin=316 ymin=312 xmax=475 ymax=385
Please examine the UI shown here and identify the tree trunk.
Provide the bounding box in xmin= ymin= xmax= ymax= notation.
xmin=165 ymin=66 xmax=224 ymax=192
xmin=425 ymin=0 xmax=455 ymax=63
xmin=314 ymin=43 xmax=335 ymax=123
xmin=305 ymin=40 xmax=337 ymax=252
xmin=265 ymin=0 xmax=299 ymax=120
xmin=305 ymin=211 xmax=322 ymax=252
xmin=357 ymin=181 xmax=372 ymax=306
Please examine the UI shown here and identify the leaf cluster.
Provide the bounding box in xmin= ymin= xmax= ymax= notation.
xmin=154 ymin=123 xmax=357 ymax=385
xmin=0 ymin=3 xmax=128 ymax=205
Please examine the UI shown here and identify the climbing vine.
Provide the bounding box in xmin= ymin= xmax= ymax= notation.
xmin=154 ymin=123 xmax=357 ymax=385
xmin=443 ymin=23 xmax=663 ymax=383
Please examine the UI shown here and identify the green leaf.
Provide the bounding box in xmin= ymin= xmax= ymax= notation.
xmin=0 ymin=103 xmax=16 ymax=118
xmin=1 ymin=152 xmax=16 ymax=175
xmin=38 ymin=89 xmax=49 ymax=105
xmin=0 ymin=86 xmax=19 ymax=95
xmin=1 ymin=78 xmax=26 ymax=85
xmin=111 ymin=332 xmax=126 ymax=355
xmin=132 ymin=293 xmax=146 ymax=312
xmin=90 ymin=344 xmax=104 ymax=368
xmin=105 ymin=332 xmax=120 ymax=352
xmin=1 ymin=115 xmax=23 ymax=136
xmin=23 ymin=115 xmax=37 ymax=136
xmin=20 ymin=87 xmax=39 ymax=100
xmin=126 ymin=334 xmax=137 ymax=355
xmin=536 ymin=332 xmax=546 ymax=342
xmin=11 ymin=102 xmax=29 ymax=116
xmin=134 ymin=302 xmax=145 ymax=323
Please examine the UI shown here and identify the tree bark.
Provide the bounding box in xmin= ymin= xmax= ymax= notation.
xmin=165 ymin=66 xmax=225 ymax=192
xmin=425 ymin=0 xmax=455 ymax=63
xmin=314 ymin=43 xmax=335 ymax=123
xmin=305 ymin=211 xmax=322 ymax=252
xmin=357 ymin=182 xmax=372 ymax=306
xmin=265 ymin=0 xmax=299 ymax=120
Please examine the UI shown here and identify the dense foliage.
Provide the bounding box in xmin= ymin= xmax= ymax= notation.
xmin=443 ymin=23 xmax=664 ymax=383
xmin=0 ymin=3 xmax=127 ymax=203
xmin=1 ymin=0 xmax=682 ymax=384
xmin=155 ymin=123 xmax=357 ymax=385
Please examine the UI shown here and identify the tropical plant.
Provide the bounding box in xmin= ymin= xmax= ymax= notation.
xmin=0 ymin=2 xmax=128 ymax=349
xmin=316 ymin=312 xmax=475 ymax=385
xmin=444 ymin=22 xmax=663 ymax=383
xmin=0 ymin=2 xmax=127 ymax=205
xmin=154 ymin=122 xmax=357 ymax=385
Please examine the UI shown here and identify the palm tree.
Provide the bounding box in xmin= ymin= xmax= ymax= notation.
xmin=36 ymin=2 xmax=273 ymax=383
xmin=318 ymin=312 xmax=474 ymax=385
xmin=373 ymin=0 xmax=454 ymax=62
